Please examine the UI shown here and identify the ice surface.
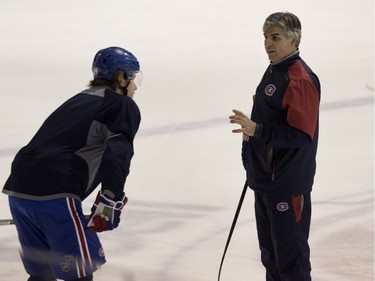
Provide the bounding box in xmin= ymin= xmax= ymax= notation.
xmin=0 ymin=0 xmax=373 ymax=280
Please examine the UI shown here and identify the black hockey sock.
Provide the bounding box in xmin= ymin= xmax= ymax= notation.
xmin=27 ymin=275 xmax=57 ymax=281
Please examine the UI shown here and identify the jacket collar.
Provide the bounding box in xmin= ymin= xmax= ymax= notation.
xmin=270 ymin=50 xmax=300 ymax=68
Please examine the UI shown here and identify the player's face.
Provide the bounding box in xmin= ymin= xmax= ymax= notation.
xmin=116 ymin=72 xmax=138 ymax=98
xmin=125 ymin=71 xmax=142 ymax=98
xmin=126 ymin=80 xmax=137 ymax=98
xmin=264 ymin=26 xmax=297 ymax=64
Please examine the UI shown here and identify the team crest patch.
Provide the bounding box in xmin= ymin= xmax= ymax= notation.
xmin=265 ymin=84 xmax=276 ymax=96
xmin=276 ymin=202 xmax=289 ymax=212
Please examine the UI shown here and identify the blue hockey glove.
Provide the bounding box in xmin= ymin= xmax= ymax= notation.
xmin=87 ymin=190 xmax=128 ymax=232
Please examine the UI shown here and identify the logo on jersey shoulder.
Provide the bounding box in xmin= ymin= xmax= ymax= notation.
xmin=265 ymin=84 xmax=276 ymax=96
xmin=276 ymin=202 xmax=289 ymax=212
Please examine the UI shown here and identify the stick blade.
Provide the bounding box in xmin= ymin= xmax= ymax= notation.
xmin=0 ymin=219 xmax=14 ymax=225
xmin=366 ymin=80 xmax=374 ymax=92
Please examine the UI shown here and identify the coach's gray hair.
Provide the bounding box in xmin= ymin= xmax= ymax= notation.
xmin=263 ymin=12 xmax=302 ymax=48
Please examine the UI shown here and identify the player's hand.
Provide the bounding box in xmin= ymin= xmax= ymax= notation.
xmin=229 ymin=109 xmax=257 ymax=136
xmin=88 ymin=190 xmax=128 ymax=232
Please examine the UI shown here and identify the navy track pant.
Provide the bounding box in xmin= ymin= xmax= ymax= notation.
xmin=254 ymin=192 xmax=312 ymax=281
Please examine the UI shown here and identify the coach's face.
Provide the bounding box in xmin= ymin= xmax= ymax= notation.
xmin=264 ymin=26 xmax=297 ymax=64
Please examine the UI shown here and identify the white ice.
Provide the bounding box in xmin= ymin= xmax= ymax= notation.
xmin=0 ymin=0 xmax=373 ymax=280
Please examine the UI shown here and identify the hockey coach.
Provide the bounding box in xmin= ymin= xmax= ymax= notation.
xmin=230 ymin=12 xmax=320 ymax=281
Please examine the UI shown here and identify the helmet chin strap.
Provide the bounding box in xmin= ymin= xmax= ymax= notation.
xmin=121 ymin=81 xmax=130 ymax=96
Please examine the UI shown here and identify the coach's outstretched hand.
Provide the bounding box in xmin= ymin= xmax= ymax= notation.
xmin=229 ymin=109 xmax=257 ymax=137
xmin=88 ymin=190 xmax=128 ymax=232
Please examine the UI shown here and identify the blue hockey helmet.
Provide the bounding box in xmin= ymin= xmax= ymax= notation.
xmin=92 ymin=46 xmax=140 ymax=81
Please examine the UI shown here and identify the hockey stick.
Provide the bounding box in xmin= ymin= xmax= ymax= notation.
xmin=0 ymin=215 xmax=90 ymax=226
xmin=218 ymin=180 xmax=248 ymax=281
xmin=0 ymin=219 xmax=14 ymax=225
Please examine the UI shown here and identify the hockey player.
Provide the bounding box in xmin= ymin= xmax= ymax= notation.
xmin=3 ymin=46 xmax=142 ymax=281
xmin=229 ymin=12 xmax=320 ymax=281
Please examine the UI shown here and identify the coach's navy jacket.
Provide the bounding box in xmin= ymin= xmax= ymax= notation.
xmin=3 ymin=87 xmax=140 ymax=201
xmin=242 ymin=52 xmax=320 ymax=195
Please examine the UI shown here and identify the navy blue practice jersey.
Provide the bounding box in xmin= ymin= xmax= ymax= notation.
xmin=3 ymin=86 xmax=140 ymax=201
